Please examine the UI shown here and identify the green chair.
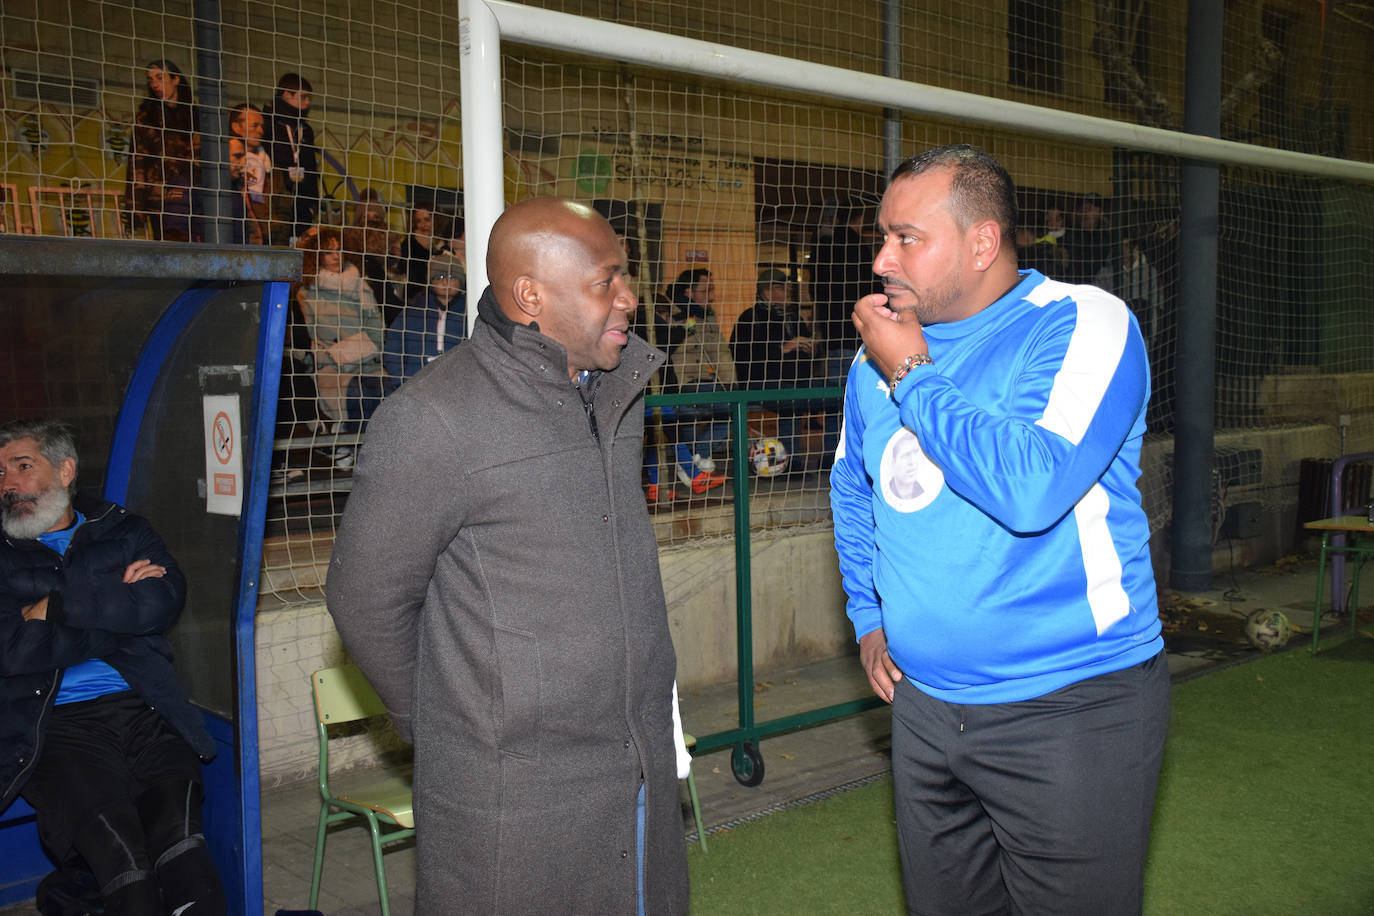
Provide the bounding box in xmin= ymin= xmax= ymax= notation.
xmin=682 ymin=732 xmax=707 ymax=853
xmin=308 ymin=665 xmax=415 ymax=916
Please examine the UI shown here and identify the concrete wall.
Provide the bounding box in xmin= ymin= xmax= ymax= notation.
xmin=255 ymin=524 xmax=852 ymax=787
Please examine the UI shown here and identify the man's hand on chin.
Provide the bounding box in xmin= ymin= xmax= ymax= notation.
xmin=852 ymin=293 xmax=929 ymax=381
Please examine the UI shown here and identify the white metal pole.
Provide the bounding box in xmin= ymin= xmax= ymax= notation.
xmin=459 ymin=0 xmax=507 ymax=333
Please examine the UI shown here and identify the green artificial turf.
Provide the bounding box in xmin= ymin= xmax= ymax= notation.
xmin=686 ymin=637 xmax=1374 ymax=915
xmin=1143 ymin=637 xmax=1374 ymax=915
xmin=686 ymin=777 xmax=904 ymax=915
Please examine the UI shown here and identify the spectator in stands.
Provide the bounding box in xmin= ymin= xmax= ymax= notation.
xmin=1117 ymin=235 xmax=1161 ymax=349
xmin=127 ymin=60 xmax=199 ymax=242
xmin=1066 ymin=194 xmax=1114 ymax=289
xmin=628 ymin=262 xmax=681 ymax=378
xmin=393 ymin=205 xmax=442 ymax=308
xmin=731 ymin=268 xmax=815 ymax=390
xmin=227 ymin=103 xmax=271 ymax=245
xmin=296 ymin=226 xmax=386 ymax=468
xmin=731 ymin=269 xmax=837 ymax=473
xmin=812 ymin=200 xmax=880 ymax=378
xmin=385 ymin=252 xmax=466 ymax=384
xmin=666 ymin=268 xmax=732 ymax=493
xmin=437 ymin=211 xmax=467 ymax=267
xmin=270 ymin=290 xmax=318 ymax=485
xmin=342 ymin=189 xmax=398 ymax=323
xmin=603 ymin=219 xmax=673 ymax=503
xmin=263 ymin=73 xmax=319 ymax=245
xmin=0 ymin=419 xmax=225 ymax=915
xmin=1023 ymin=206 xmax=1070 ymax=278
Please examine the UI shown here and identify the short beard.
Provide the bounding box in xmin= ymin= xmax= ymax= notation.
xmin=1 ymin=485 xmax=71 ymax=541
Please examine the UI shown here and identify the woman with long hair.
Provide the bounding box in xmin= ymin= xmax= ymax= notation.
xmin=127 ymin=60 xmax=199 ymax=241
xmin=295 ymin=227 xmax=387 ymax=467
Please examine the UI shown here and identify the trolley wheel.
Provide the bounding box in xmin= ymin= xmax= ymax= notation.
xmin=731 ymin=742 xmax=765 ymax=787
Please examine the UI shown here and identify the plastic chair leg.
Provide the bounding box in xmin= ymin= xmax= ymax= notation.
xmin=367 ymin=815 xmax=392 ymax=916
xmin=686 ymin=770 xmax=707 ymax=853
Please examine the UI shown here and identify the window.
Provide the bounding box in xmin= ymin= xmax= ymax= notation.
xmin=1103 ymin=0 xmax=1152 ymax=106
xmin=1008 ymin=0 xmax=1064 ymax=94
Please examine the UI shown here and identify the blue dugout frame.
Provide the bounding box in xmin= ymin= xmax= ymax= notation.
xmin=104 ymin=280 xmax=290 ymax=915
xmin=0 ymin=238 xmax=296 ymax=912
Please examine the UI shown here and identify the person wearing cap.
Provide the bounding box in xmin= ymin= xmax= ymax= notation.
xmin=731 ymin=268 xmax=815 ymax=390
xmin=731 ymin=269 xmax=836 ymax=472
xmin=384 ymin=252 xmax=467 ymax=384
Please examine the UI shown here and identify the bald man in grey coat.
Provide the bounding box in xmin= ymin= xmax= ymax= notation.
xmin=327 ymin=198 xmax=689 ymax=914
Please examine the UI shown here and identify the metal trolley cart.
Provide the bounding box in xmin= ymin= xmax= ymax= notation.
xmin=649 ymin=387 xmax=883 ymax=787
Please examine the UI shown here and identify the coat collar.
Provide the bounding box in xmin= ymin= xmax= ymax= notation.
xmin=473 ymin=285 xmax=666 ymax=400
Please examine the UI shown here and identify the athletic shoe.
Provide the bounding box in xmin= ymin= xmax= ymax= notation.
xmin=691 ymin=471 xmax=726 ymax=494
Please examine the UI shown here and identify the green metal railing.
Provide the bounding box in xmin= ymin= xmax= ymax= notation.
xmin=644 ymin=384 xmax=884 ymax=786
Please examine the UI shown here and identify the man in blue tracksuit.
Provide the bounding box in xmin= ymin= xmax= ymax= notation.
xmin=831 ymin=145 xmax=1168 ymax=916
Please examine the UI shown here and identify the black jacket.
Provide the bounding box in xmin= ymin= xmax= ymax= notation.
xmin=263 ymin=98 xmax=320 ymax=199
xmin=1 ymin=497 xmax=215 ymax=810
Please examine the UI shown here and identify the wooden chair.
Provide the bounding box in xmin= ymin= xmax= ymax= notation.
xmin=308 ymin=665 xmax=414 ymax=916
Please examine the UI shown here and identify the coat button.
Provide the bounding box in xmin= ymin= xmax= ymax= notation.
xmin=557 ymin=399 xmax=564 ymax=407
xmin=632 ymin=370 xmax=641 ymax=379
xmin=624 ymin=740 xmax=631 ymax=748
xmin=621 ymin=850 xmax=629 ymax=859
xmin=613 ymin=399 xmax=621 ymax=408
xmin=603 ymin=514 xmax=609 ymax=522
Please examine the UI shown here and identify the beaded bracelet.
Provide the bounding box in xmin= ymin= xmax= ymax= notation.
xmin=889 ymin=352 xmax=934 ymax=389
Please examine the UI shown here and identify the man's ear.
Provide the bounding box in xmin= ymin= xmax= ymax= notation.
xmin=971 ymin=219 xmax=1002 ymax=269
xmin=512 ymin=276 xmax=543 ymax=320
xmin=58 ymin=457 xmax=76 ymax=490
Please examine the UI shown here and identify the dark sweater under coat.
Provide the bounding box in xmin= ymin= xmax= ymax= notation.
xmin=327 ymin=287 xmax=689 ymax=914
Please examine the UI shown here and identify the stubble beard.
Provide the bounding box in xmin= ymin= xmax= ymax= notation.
xmin=885 ymin=264 xmax=965 ymax=326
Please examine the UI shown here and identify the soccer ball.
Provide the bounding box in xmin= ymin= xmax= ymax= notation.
xmin=749 ymin=436 xmax=789 ymax=476
xmin=1244 ymin=609 xmax=1292 ymax=651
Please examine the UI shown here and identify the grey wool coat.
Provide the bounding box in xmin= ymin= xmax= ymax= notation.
xmin=327 ymin=287 xmax=689 ymax=915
